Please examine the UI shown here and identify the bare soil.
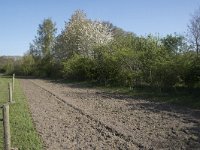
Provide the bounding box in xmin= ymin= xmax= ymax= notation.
xmin=20 ymin=79 xmax=200 ymax=150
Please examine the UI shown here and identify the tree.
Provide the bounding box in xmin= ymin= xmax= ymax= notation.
xmin=161 ymin=34 xmax=186 ymax=54
xmin=28 ymin=18 xmax=57 ymax=77
xmin=188 ymin=7 xmax=200 ymax=55
xmin=54 ymin=10 xmax=113 ymax=60
xmin=34 ymin=18 xmax=57 ymax=58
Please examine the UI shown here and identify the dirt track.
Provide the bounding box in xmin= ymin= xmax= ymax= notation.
xmin=20 ymin=79 xmax=200 ymax=150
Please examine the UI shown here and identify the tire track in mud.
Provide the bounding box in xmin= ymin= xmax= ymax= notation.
xmin=30 ymin=80 xmax=145 ymax=149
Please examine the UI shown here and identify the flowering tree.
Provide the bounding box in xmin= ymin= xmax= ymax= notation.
xmin=54 ymin=10 xmax=113 ymax=60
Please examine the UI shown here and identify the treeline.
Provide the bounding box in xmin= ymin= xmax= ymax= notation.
xmin=1 ymin=10 xmax=200 ymax=88
xmin=0 ymin=56 xmax=21 ymax=74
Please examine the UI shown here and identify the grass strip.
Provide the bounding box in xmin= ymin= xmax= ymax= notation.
xmin=0 ymin=76 xmax=43 ymax=150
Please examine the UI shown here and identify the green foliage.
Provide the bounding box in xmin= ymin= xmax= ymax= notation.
xmin=20 ymin=55 xmax=36 ymax=75
xmin=184 ymin=56 xmax=200 ymax=87
xmin=161 ymin=34 xmax=185 ymax=54
xmin=4 ymin=61 xmax=14 ymax=74
xmin=16 ymin=10 xmax=200 ymax=91
xmin=34 ymin=18 xmax=57 ymax=58
xmin=0 ymin=58 xmax=15 ymax=75
xmin=24 ymin=18 xmax=57 ymax=77
xmin=94 ymin=46 xmax=122 ymax=85
xmin=57 ymin=30 xmax=200 ymax=89
xmin=62 ymin=54 xmax=95 ymax=81
xmin=152 ymin=58 xmax=180 ymax=87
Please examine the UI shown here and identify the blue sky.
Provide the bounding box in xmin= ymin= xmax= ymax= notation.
xmin=0 ymin=0 xmax=200 ymax=56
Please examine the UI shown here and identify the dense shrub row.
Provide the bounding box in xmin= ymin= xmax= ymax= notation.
xmin=1 ymin=10 xmax=199 ymax=89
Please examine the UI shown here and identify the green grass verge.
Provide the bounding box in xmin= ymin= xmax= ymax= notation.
xmin=0 ymin=76 xmax=43 ymax=150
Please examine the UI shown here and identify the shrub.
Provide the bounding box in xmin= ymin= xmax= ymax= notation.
xmin=62 ymin=54 xmax=95 ymax=81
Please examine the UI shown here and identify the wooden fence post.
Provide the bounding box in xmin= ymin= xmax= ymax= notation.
xmin=9 ymin=83 xmax=13 ymax=103
xmin=2 ymin=104 xmax=11 ymax=150
xmin=12 ymin=74 xmax=15 ymax=92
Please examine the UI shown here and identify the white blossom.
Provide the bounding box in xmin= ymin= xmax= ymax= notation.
xmin=56 ymin=10 xmax=113 ymax=59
